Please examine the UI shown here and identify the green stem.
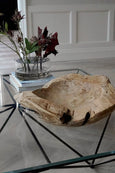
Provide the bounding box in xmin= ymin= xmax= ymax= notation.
xmin=0 ymin=37 xmax=25 ymax=65
xmin=40 ymin=56 xmax=43 ymax=72
xmin=0 ymin=38 xmax=27 ymax=71
xmin=18 ymin=25 xmax=31 ymax=72
xmin=37 ymin=56 xmax=39 ymax=71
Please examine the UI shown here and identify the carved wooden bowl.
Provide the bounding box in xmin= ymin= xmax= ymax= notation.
xmin=15 ymin=74 xmax=115 ymax=126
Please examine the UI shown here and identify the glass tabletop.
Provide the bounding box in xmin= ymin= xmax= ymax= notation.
xmin=0 ymin=68 xmax=115 ymax=173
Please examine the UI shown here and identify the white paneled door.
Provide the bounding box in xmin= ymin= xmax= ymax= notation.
xmin=19 ymin=0 xmax=115 ymax=61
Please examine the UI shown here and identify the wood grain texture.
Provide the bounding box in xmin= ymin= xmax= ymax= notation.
xmin=15 ymin=73 xmax=115 ymax=126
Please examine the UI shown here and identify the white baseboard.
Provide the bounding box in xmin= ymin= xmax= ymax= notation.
xmin=50 ymin=46 xmax=115 ymax=62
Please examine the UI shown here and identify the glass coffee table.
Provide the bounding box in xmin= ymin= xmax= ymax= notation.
xmin=0 ymin=68 xmax=115 ymax=173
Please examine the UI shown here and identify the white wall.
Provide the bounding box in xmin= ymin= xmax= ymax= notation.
xmin=21 ymin=0 xmax=115 ymax=61
xmin=27 ymin=0 xmax=115 ymax=5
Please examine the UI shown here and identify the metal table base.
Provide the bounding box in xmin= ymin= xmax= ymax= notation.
xmin=0 ymin=69 xmax=115 ymax=173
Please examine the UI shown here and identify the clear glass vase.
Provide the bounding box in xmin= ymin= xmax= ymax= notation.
xmin=15 ymin=57 xmax=50 ymax=80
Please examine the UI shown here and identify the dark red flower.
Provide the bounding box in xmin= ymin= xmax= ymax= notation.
xmin=38 ymin=26 xmax=42 ymax=39
xmin=12 ymin=10 xmax=24 ymax=23
xmin=38 ymin=26 xmax=48 ymax=46
xmin=17 ymin=35 xmax=22 ymax=43
xmin=30 ymin=36 xmax=38 ymax=43
xmin=43 ymin=32 xmax=59 ymax=57
xmin=42 ymin=27 xmax=48 ymax=38
xmin=32 ymin=26 xmax=59 ymax=58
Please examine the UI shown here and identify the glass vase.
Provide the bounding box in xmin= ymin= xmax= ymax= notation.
xmin=15 ymin=57 xmax=50 ymax=80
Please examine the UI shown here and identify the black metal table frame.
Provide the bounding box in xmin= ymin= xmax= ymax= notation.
xmin=0 ymin=68 xmax=115 ymax=173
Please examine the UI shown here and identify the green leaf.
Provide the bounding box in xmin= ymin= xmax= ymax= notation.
xmin=29 ymin=46 xmax=39 ymax=53
xmin=31 ymin=41 xmax=38 ymax=48
xmin=25 ymin=46 xmax=38 ymax=54
xmin=25 ymin=48 xmax=30 ymax=55
xmin=25 ymin=38 xmax=32 ymax=50
xmin=5 ymin=22 xmax=8 ymax=31
xmin=25 ymin=38 xmax=40 ymax=55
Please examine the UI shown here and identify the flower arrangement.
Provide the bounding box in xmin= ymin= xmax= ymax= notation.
xmin=0 ymin=10 xmax=59 ymax=79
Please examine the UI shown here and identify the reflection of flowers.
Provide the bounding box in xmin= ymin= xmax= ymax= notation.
xmin=0 ymin=10 xmax=59 ymax=73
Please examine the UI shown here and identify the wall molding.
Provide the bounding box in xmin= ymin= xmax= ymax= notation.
xmin=27 ymin=3 xmax=115 ymax=61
